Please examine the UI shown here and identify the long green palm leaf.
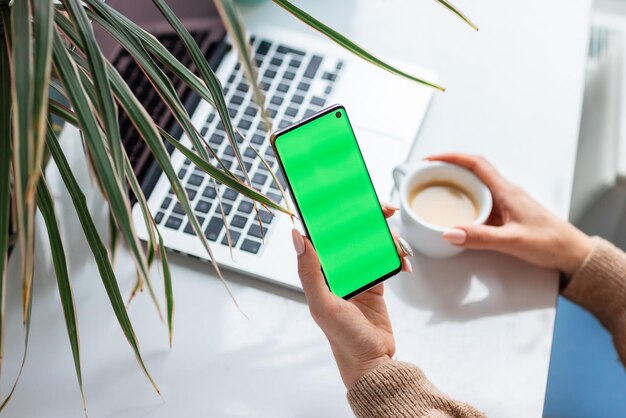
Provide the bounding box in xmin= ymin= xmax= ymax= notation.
xmin=271 ymin=0 xmax=445 ymax=91
xmin=434 ymin=0 xmax=478 ymax=31
xmin=61 ymin=0 xmax=125 ymax=180
xmin=36 ymin=179 xmax=86 ymax=412
xmin=11 ymin=0 xmax=36 ymax=321
xmin=214 ymin=0 xmax=273 ymax=132
xmin=51 ymin=29 xmax=153 ymax=298
xmin=46 ymin=125 xmax=160 ymax=395
xmin=0 ymin=16 xmax=11 ymax=379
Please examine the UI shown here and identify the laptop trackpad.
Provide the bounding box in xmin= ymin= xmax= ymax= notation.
xmin=331 ymin=59 xmax=435 ymax=142
xmin=354 ymin=127 xmax=406 ymax=200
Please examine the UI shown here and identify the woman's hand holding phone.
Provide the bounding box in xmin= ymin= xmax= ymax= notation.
xmin=292 ymin=202 xmax=411 ymax=388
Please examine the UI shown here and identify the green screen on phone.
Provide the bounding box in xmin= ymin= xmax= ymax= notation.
xmin=273 ymin=105 xmax=401 ymax=298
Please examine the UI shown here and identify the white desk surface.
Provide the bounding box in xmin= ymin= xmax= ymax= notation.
xmin=2 ymin=0 xmax=592 ymax=417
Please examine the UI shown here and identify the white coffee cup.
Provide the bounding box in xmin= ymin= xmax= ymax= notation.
xmin=393 ymin=161 xmax=493 ymax=258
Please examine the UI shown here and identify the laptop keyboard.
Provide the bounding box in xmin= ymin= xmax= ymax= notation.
xmin=154 ymin=37 xmax=344 ymax=254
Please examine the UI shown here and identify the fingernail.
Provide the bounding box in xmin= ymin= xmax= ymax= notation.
xmin=442 ymin=228 xmax=467 ymax=245
xmin=398 ymin=237 xmax=414 ymax=257
xmin=381 ymin=201 xmax=400 ymax=211
xmin=291 ymin=228 xmax=305 ymax=255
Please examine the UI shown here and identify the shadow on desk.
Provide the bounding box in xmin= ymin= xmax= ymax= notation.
xmin=388 ymin=250 xmax=555 ymax=324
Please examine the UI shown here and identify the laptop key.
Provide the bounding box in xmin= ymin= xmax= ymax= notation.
xmin=276 ymin=83 xmax=289 ymax=93
xmin=267 ymin=192 xmax=282 ymax=203
xmin=238 ymin=200 xmax=254 ymax=213
xmin=188 ymin=174 xmax=203 ymax=187
xmin=196 ymin=200 xmax=212 ymax=214
xmin=224 ymin=146 xmax=235 ymax=157
xmin=223 ymin=189 xmax=238 ymax=201
xmin=161 ymin=197 xmax=172 ymax=209
xmin=251 ymin=134 xmax=265 ymax=145
xmin=270 ymin=96 xmax=283 ymax=106
xmin=248 ymin=224 xmax=268 ymax=239
xmin=172 ymin=202 xmax=185 ymax=215
xmin=210 ymin=134 xmax=224 ymax=145
xmin=221 ymin=230 xmax=241 ymax=247
xmin=245 ymin=106 xmax=258 ymax=117
xmin=259 ymin=210 xmax=274 ymax=224
xmin=177 ymin=169 xmax=187 ymax=180
xmin=185 ymin=188 xmax=197 ymax=200
xmin=244 ymin=147 xmax=256 ymax=158
xmin=165 ymin=216 xmax=183 ymax=230
xmin=200 ymin=126 xmax=209 ymax=136
xmin=285 ymin=107 xmax=298 ymax=117
xmin=297 ymin=81 xmax=310 ymax=92
xmin=203 ymin=187 xmax=217 ymax=199
xmin=204 ymin=217 xmax=224 ymax=241
xmin=238 ymin=119 xmax=252 ymax=130
xmin=221 ymin=203 xmax=233 ymax=215
xmin=183 ymin=222 xmax=196 ymax=235
xmin=264 ymin=69 xmax=277 ymax=78
xmin=304 ymin=55 xmax=323 ymax=79
xmin=311 ymin=96 xmax=325 ymax=107
xmin=231 ymin=215 xmax=248 ymax=229
xmin=240 ymin=239 xmax=261 ymax=254
xmin=257 ymin=40 xmax=271 ymax=56
xmin=291 ymin=94 xmax=304 ymax=104
xmin=231 ymin=94 xmax=244 ymax=105
xmin=252 ymin=173 xmax=268 ymax=185
xmin=154 ymin=212 xmax=164 ymax=224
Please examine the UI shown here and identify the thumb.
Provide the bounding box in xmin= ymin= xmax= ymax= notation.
xmin=291 ymin=229 xmax=334 ymax=309
xmin=442 ymin=224 xmax=507 ymax=250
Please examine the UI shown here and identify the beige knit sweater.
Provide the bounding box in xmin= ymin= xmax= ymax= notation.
xmin=347 ymin=237 xmax=626 ymax=418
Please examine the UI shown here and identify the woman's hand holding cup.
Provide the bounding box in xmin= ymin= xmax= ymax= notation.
xmin=427 ymin=153 xmax=594 ymax=275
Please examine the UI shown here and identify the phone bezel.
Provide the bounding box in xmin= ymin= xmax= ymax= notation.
xmin=270 ymin=103 xmax=402 ymax=300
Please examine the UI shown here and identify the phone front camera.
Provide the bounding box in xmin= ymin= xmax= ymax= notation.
xmin=335 ymin=111 xmax=342 ymax=118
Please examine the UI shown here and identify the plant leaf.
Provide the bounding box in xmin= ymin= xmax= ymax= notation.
xmin=46 ymin=125 xmax=160 ymax=395
xmin=30 ymin=0 xmax=55 ymax=196
xmin=11 ymin=0 xmax=37 ymax=321
xmin=61 ymin=0 xmax=125 ymax=180
xmin=214 ymin=0 xmax=273 ymax=132
xmin=0 ymin=13 xmax=11 ymax=379
xmin=157 ymin=232 xmax=174 ymax=348
xmin=149 ymin=0 xmax=256 ymax=195
xmin=54 ymin=11 xmax=242 ymax=306
xmin=271 ymin=0 xmax=445 ymax=91
xmin=434 ymin=0 xmax=478 ymax=31
xmin=51 ymin=28 xmax=152 ymax=298
xmin=35 ymin=178 xmax=86 ymax=413
xmin=160 ymin=128 xmax=289 ymax=214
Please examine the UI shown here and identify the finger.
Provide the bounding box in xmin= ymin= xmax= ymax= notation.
xmin=291 ymin=229 xmax=335 ymax=309
xmin=424 ymin=153 xmax=509 ymax=196
xmin=391 ymin=230 xmax=413 ymax=258
xmin=401 ymin=257 xmax=413 ymax=273
xmin=380 ymin=201 xmax=399 ymax=218
xmin=442 ymin=224 xmax=510 ymax=250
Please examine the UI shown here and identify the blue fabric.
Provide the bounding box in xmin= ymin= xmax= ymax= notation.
xmin=544 ymin=297 xmax=626 ymax=418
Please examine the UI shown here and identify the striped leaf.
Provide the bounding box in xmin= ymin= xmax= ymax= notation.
xmin=271 ymin=0 xmax=445 ymax=91
xmin=435 ymin=0 xmax=478 ymax=31
xmin=36 ymin=178 xmax=86 ymax=412
xmin=46 ymin=125 xmax=160 ymax=395
xmin=214 ymin=0 xmax=273 ymax=132
xmin=0 ymin=12 xmax=11 ymax=379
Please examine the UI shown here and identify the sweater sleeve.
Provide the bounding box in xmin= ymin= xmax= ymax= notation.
xmin=347 ymin=361 xmax=485 ymax=418
xmin=561 ymin=237 xmax=626 ymax=365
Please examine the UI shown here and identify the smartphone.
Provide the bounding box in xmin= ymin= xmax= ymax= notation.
xmin=271 ymin=104 xmax=401 ymax=299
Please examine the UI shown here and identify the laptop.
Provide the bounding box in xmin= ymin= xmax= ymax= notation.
xmin=96 ymin=0 xmax=434 ymax=291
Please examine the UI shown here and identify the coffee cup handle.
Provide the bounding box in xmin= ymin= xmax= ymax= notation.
xmin=392 ymin=163 xmax=409 ymax=190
